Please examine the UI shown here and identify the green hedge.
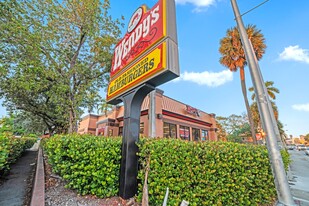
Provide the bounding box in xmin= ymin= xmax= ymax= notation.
xmin=0 ymin=134 xmax=37 ymax=174
xmin=43 ymin=134 xmax=122 ymax=197
xmin=137 ymin=138 xmax=278 ymax=206
xmin=43 ymin=135 xmax=290 ymax=205
xmin=280 ymin=149 xmax=291 ymax=171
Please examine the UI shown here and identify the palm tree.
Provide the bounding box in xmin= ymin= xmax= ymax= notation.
xmin=277 ymin=120 xmax=288 ymax=147
xmin=250 ymin=101 xmax=278 ymax=128
xmin=219 ymin=25 xmax=266 ymax=144
xmin=97 ymin=98 xmax=113 ymax=116
xmin=249 ymin=81 xmax=279 ymax=101
xmin=249 ymin=81 xmax=280 ymax=135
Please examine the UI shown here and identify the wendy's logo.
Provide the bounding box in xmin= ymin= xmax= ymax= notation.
xmin=128 ymin=7 xmax=143 ymax=33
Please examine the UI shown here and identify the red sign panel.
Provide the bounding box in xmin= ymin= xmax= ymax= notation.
xmin=186 ymin=105 xmax=201 ymax=117
xmin=110 ymin=0 xmax=165 ymax=77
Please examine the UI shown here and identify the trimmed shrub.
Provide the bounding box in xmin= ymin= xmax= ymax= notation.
xmin=43 ymin=135 xmax=290 ymax=205
xmin=0 ymin=135 xmax=37 ymax=175
xmin=0 ymin=136 xmax=10 ymax=172
xmin=280 ymin=149 xmax=291 ymax=171
xmin=43 ymin=134 xmax=122 ymax=197
xmin=137 ymin=138 xmax=278 ymax=206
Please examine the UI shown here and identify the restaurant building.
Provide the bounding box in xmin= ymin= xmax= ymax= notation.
xmin=78 ymin=89 xmax=217 ymax=141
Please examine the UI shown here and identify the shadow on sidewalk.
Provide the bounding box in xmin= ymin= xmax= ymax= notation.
xmin=0 ymin=150 xmax=38 ymax=206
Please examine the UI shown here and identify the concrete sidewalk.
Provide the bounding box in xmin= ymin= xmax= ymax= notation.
xmin=0 ymin=141 xmax=39 ymax=206
xmin=287 ymin=150 xmax=309 ymax=206
xmin=289 ymin=171 xmax=309 ymax=206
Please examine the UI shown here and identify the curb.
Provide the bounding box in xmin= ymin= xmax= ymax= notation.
xmin=30 ymin=147 xmax=45 ymax=206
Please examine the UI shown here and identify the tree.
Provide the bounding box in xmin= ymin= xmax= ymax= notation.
xmin=227 ymin=123 xmax=251 ymax=143
xmin=250 ymin=101 xmax=278 ymax=128
xmin=0 ymin=112 xmax=46 ymax=136
xmin=219 ymin=25 xmax=266 ymax=144
xmin=217 ymin=114 xmax=247 ymax=134
xmin=0 ymin=114 xmax=16 ymax=135
xmin=97 ymin=98 xmax=113 ymax=116
xmin=15 ymin=111 xmax=49 ymax=135
xmin=0 ymin=0 xmax=122 ymax=133
xmin=215 ymin=118 xmax=228 ymax=141
xmin=304 ymin=134 xmax=309 ymax=143
xmin=277 ymin=120 xmax=288 ymax=146
xmin=216 ymin=114 xmax=252 ymax=143
xmin=249 ymin=81 xmax=279 ymax=101
xmin=249 ymin=81 xmax=280 ymax=132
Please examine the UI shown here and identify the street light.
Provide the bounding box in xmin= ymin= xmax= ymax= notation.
xmin=229 ymin=0 xmax=296 ymax=205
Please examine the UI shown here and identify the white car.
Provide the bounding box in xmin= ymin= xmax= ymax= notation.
xmin=287 ymin=145 xmax=295 ymax=150
xmin=305 ymin=148 xmax=309 ymax=156
xmin=297 ymin=144 xmax=306 ymax=151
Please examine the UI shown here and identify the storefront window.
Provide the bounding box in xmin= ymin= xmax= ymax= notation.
xmin=201 ymin=130 xmax=209 ymax=141
xmin=118 ymin=127 xmax=123 ymax=136
xmin=108 ymin=129 xmax=113 ymax=136
xmin=192 ymin=128 xmax=200 ymax=141
xmin=179 ymin=125 xmax=190 ymax=140
xmin=163 ymin=122 xmax=177 ymax=138
xmin=140 ymin=122 xmax=144 ymax=134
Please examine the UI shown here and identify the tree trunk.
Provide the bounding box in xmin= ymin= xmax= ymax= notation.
xmin=68 ymin=92 xmax=77 ymax=134
xmin=68 ymin=109 xmax=73 ymax=134
xmin=240 ymin=67 xmax=257 ymax=144
xmin=68 ymin=106 xmax=78 ymax=134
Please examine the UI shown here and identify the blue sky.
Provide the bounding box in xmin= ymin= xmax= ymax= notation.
xmin=108 ymin=0 xmax=309 ymax=137
xmin=1 ymin=0 xmax=308 ymax=137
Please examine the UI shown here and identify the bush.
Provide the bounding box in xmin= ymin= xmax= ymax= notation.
xmin=0 ymin=134 xmax=37 ymax=175
xmin=43 ymin=135 xmax=290 ymax=205
xmin=280 ymin=149 xmax=291 ymax=171
xmin=0 ymin=136 xmax=10 ymax=172
xmin=137 ymin=138 xmax=278 ymax=206
xmin=43 ymin=134 xmax=122 ymax=197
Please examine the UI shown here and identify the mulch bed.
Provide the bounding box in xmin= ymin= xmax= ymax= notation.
xmin=43 ymin=153 xmax=141 ymax=206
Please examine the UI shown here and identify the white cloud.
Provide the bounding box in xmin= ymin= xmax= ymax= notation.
xmin=174 ymin=70 xmax=233 ymax=87
xmin=175 ymin=0 xmax=215 ymax=7
xmin=292 ymin=103 xmax=309 ymax=112
xmin=279 ymin=45 xmax=309 ymax=64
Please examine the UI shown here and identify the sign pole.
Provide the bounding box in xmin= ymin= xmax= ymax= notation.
xmin=118 ymin=83 xmax=155 ymax=199
xmin=230 ymin=0 xmax=295 ymax=205
xmin=106 ymin=0 xmax=179 ymax=199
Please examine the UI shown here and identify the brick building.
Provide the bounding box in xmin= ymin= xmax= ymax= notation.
xmin=78 ymin=89 xmax=217 ymax=141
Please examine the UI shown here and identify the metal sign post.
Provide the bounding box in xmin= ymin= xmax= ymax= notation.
xmin=230 ymin=0 xmax=295 ymax=205
xmin=118 ymin=84 xmax=155 ymax=199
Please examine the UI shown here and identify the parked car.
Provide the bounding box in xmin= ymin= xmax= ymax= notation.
xmin=305 ymin=148 xmax=309 ymax=156
xmin=297 ymin=144 xmax=306 ymax=151
xmin=287 ymin=145 xmax=295 ymax=150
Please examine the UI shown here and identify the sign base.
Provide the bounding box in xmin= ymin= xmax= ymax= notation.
xmin=118 ymin=83 xmax=155 ymax=199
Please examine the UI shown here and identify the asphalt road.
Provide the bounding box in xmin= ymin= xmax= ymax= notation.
xmin=288 ymin=149 xmax=309 ymax=205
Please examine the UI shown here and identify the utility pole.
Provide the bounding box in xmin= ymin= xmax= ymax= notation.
xmin=230 ymin=0 xmax=295 ymax=205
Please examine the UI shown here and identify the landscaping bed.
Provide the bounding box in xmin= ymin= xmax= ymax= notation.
xmin=43 ymin=134 xmax=290 ymax=205
xmin=44 ymin=152 xmax=140 ymax=206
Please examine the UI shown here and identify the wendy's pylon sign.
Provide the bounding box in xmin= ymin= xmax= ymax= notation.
xmin=107 ymin=0 xmax=179 ymax=104
xmin=106 ymin=0 xmax=179 ymax=199
xmin=111 ymin=4 xmax=161 ymax=75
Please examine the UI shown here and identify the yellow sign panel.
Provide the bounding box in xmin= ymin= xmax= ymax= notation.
xmin=107 ymin=42 xmax=166 ymax=100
